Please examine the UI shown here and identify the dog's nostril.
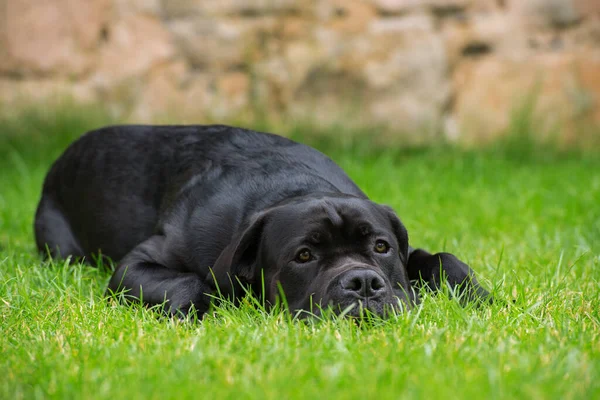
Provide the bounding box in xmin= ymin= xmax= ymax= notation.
xmin=371 ymin=276 xmax=385 ymax=291
xmin=343 ymin=277 xmax=363 ymax=292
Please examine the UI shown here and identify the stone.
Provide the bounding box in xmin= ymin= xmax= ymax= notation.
xmin=469 ymin=0 xmax=504 ymax=12
xmin=283 ymin=41 xmax=324 ymax=91
xmin=573 ymin=0 xmax=600 ymax=17
xmin=113 ymin=0 xmax=162 ymax=17
xmin=369 ymin=0 xmax=471 ymax=14
xmin=290 ymin=65 xmax=371 ymax=126
xmin=129 ymin=61 xmax=188 ymax=121
xmin=564 ymin=16 xmax=600 ymax=49
xmin=363 ymin=14 xmax=449 ymax=134
xmin=252 ymin=57 xmax=293 ymax=113
xmin=86 ymin=13 xmax=178 ymax=120
xmin=278 ymin=16 xmax=314 ymax=39
xmin=509 ymin=0 xmax=581 ymax=30
xmin=93 ymin=14 xmax=175 ymax=87
xmin=130 ymin=67 xmax=252 ymax=121
xmin=0 ymin=0 xmax=599 ymax=141
xmin=161 ymin=0 xmax=303 ymax=19
xmin=442 ymin=12 xmax=517 ymax=67
xmin=167 ymin=17 xmax=276 ymax=70
xmin=369 ymin=13 xmax=434 ymax=34
xmin=452 ymin=52 xmax=600 ymax=143
xmin=317 ymin=0 xmax=377 ymax=34
xmin=0 ymin=0 xmax=110 ymax=76
xmin=167 ymin=19 xmax=243 ymax=70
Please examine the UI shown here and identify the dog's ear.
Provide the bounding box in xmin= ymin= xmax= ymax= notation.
xmin=207 ymin=211 xmax=268 ymax=299
xmin=379 ymin=205 xmax=409 ymax=264
xmin=378 ymin=205 xmax=414 ymax=302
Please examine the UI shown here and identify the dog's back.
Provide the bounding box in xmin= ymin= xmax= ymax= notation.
xmin=35 ymin=125 xmax=363 ymax=261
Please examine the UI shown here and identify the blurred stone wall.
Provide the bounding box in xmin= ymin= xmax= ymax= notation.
xmin=1 ymin=0 xmax=599 ymax=142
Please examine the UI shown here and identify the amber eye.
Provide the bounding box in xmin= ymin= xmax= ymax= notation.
xmin=296 ymin=249 xmax=312 ymax=263
xmin=374 ymin=240 xmax=389 ymax=254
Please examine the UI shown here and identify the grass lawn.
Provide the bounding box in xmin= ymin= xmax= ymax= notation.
xmin=1 ymin=107 xmax=599 ymax=399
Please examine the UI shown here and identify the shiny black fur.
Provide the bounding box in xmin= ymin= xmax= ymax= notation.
xmin=35 ymin=125 xmax=490 ymax=318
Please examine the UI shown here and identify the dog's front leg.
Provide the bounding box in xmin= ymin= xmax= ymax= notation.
xmin=106 ymin=235 xmax=213 ymax=318
xmin=407 ymin=248 xmax=492 ymax=304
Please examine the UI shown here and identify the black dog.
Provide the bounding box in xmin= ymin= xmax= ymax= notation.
xmin=35 ymin=125 xmax=490 ymax=318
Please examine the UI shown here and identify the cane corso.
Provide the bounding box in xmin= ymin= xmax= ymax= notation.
xmin=35 ymin=125 xmax=490 ymax=318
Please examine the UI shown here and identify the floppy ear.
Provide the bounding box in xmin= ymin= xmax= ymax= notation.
xmin=379 ymin=205 xmax=414 ymax=301
xmin=207 ymin=212 xmax=267 ymax=300
xmin=380 ymin=205 xmax=409 ymax=264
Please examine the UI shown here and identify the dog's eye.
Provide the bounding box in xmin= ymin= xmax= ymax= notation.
xmin=374 ymin=240 xmax=390 ymax=254
xmin=296 ymin=249 xmax=312 ymax=263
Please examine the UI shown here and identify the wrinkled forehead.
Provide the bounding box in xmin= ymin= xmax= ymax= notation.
xmin=264 ymin=197 xmax=391 ymax=244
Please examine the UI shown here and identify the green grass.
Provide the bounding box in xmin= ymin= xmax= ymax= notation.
xmin=1 ymin=107 xmax=599 ymax=399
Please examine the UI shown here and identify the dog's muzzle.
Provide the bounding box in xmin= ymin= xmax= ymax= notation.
xmin=325 ymin=265 xmax=395 ymax=317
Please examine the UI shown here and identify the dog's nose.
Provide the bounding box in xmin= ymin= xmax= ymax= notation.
xmin=340 ymin=269 xmax=386 ymax=299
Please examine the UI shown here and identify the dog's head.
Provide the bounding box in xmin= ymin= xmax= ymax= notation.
xmin=207 ymin=194 xmax=415 ymax=317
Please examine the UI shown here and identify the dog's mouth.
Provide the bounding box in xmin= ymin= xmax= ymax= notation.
xmin=333 ymin=300 xmax=399 ymax=319
xmin=293 ymin=295 xmax=404 ymax=320
xmin=311 ymin=266 xmax=401 ymax=317
xmin=262 ymin=264 xmax=412 ymax=320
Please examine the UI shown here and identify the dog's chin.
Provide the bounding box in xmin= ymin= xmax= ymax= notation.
xmin=294 ymin=297 xmax=404 ymax=320
xmin=334 ymin=299 xmax=399 ymax=319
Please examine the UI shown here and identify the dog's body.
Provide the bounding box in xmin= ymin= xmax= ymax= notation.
xmin=35 ymin=125 xmax=490 ymax=318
